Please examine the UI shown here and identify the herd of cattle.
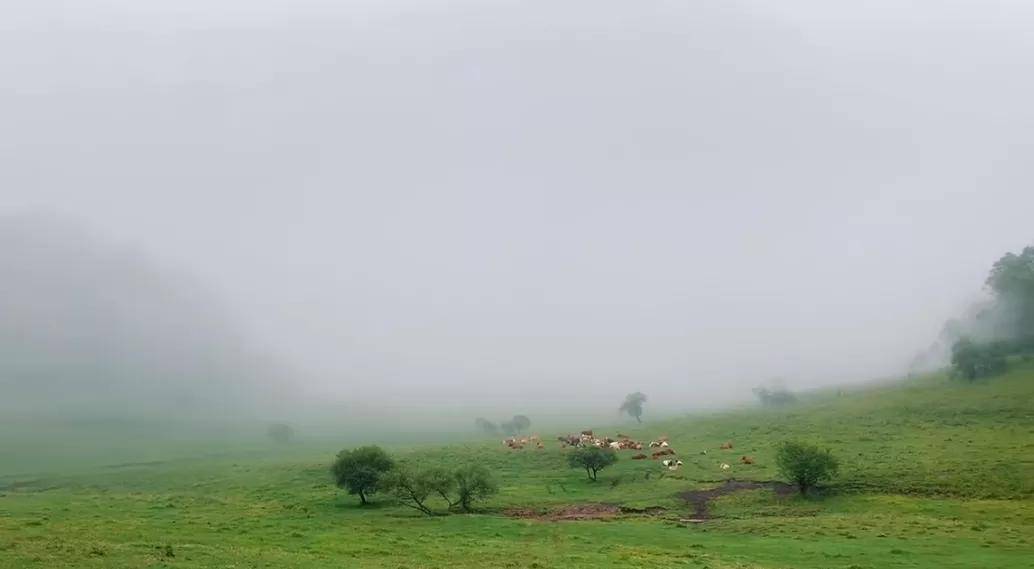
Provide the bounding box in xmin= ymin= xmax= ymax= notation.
xmin=502 ymin=430 xmax=756 ymax=472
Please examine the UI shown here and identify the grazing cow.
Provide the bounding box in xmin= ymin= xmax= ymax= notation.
xmin=662 ymin=459 xmax=684 ymax=470
xmin=659 ymin=441 xmax=670 ymax=448
xmin=720 ymin=442 xmax=734 ymax=450
xmin=651 ymin=449 xmax=675 ymax=459
xmin=581 ymin=430 xmax=594 ymax=437
xmin=700 ymin=450 xmax=708 ymax=455
xmin=631 ymin=453 xmax=648 ymax=460
xmin=720 ymin=463 xmax=731 ymax=470
xmin=649 ymin=441 xmax=662 ymax=448
xmin=609 ymin=441 xmax=621 ymax=450
xmin=740 ymin=455 xmax=755 ymax=465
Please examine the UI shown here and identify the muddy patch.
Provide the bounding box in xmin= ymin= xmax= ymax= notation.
xmin=678 ymin=480 xmax=794 ymax=521
xmin=506 ymin=503 xmax=622 ymax=521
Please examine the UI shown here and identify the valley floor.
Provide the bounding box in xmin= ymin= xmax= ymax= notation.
xmin=2 ymin=365 xmax=1033 ymax=568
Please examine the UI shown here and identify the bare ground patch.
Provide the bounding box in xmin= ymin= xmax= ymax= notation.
xmin=678 ymin=479 xmax=795 ymax=521
xmin=505 ymin=503 xmax=623 ymax=521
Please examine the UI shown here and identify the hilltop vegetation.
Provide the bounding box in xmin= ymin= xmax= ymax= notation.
xmin=2 ymin=363 xmax=1033 ymax=568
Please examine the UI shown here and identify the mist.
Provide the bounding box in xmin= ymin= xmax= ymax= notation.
xmin=3 ymin=1 xmax=1034 ymax=433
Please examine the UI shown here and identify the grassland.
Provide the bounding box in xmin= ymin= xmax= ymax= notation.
xmin=2 ymin=364 xmax=1033 ymax=568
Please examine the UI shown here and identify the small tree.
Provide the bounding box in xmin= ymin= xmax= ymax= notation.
xmin=511 ymin=415 xmax=531 ymax=434
xmin=453 ymin=465 xmax=498 ymax=512
xmin=267 ymin=423 xmax=295 ymax=444
xmin=752 ymin=386 xmax=797 ymax=407
xmin=619 ymin=392 xmax=647 ymax=423
xmin=775 ymin=441 xmax=839 ymax=495
xmin=380 ymin=467 xmax=436 ymax=516
xmin=951 ymin=338 xmax=1008 ymax=380
xmin=474 ymin=417 xmax=499 ymax=436
xmin=567 ymin=446 xmax=618 ymax=481
xmin=330 ymin=446 xmax=395 ymax=505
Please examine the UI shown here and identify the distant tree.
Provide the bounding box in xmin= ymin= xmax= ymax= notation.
xmin=775 ymin=441 xmax=839 ymax=495
xmin=330 ymin=446 xmax=395 ymax=505
xmin=511 ymin=415 xmax=531 ymax=434
xmin=567 ymin=447 xmax=618 ymax=481
xmin=380 ymin=466 xmax=437 ymax=516
xmin=499 ymin=420 xmax=517 ymax=437
xmin=619 ymin=392 xmax=647 ymax=423
xmin=453 ymin=465 xmax=498 ymax=512
xmin=951 ymin=338 xmax=1008 ymax=380
xmin=752 ymin=386 xmax=797 ymax=407
xmin=986 ymin=245 xmax=1034 ymax=336
xmin=267 ymin=423 xmax=295 ymax=444
xmin=474 ymin=417 xmax=499 ymax=436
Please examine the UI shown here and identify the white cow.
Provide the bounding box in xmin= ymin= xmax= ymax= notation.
xmin=720 ymin=463 xmax=731 ymax=471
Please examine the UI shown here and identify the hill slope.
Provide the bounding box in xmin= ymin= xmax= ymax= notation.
xmin=1 ymin=364 xmax=1032 ymax=568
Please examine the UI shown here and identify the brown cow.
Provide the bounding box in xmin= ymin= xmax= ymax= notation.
xmin=651 ymin=449 xmax=675 ymax=459
xmin=631 ymin=453 xmax=648 ymax=460
xmin=720 ymin=441 xmax=734 ymax=450
xmin=740 ymin=455 xmax=754 ymax=464
xmin=581 ymin=429 xmax=594 ymax=437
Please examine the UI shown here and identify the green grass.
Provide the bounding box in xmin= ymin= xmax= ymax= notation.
xmin=2 ymin=364 xmax=1033 ymax=567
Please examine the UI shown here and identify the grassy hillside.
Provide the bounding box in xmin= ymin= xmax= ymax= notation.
xmin=1 ymin=364 xmax=1033 ymax=568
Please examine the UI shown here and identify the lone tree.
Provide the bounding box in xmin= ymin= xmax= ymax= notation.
xmin=453 ymin=464 xmax=498 ymax=512
xmin=752 ymin=386 xmax=797 ymax=407
xmin=567 ymin=446 xmax=618 ymax=481
xmin=474 ymin=417 xmax=499 ymax=436
xmin=619 ymin=392 xmax=647 ymax=423
xmin=330 ymin=446 xmax=395 ymax=505
xmin=267 ymin=423 xmax=295 ymax=444
xmin=775 ymin=441 xmax=839 ymax=495
xmin=511 ymin=414 xmax=531 ymax=434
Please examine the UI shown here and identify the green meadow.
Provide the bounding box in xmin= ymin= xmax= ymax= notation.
xmin=2 ymin=364 xmax=1033 ymax=568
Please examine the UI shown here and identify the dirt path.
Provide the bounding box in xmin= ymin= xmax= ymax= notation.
xmin=678 ymin=480 xmax=794 ymax=521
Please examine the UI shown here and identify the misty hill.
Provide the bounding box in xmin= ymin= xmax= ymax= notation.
xmin=0 ymin=214 xmax=292 ymax=421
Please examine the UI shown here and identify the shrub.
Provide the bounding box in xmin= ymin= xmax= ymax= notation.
xmin=380 ymin=466 xmax=438 ymax=516
xmin=267 ymin=423 xmax=295 ymax=444
xmin=951 ymin=338 xmax=1008 ymax=380
xmin=775 ymin=441 xmax=839 ymax=495
xmin=330 ymin=446 xmax=395 ymax=505
xmin=567 ymin=447 xmax=618 ymax=481
xmin=453 ymin=465 xmax=498 ymax=512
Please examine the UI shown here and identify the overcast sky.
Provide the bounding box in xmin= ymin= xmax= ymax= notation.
xmin=3 ymin=1 xmax=1033 ymax=410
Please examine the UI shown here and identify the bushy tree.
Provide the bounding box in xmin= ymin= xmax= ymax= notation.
xmin=775 ymin=441 xmax=839 ymax=495
xmin=567 ymin=446 xmax=618 ymax=481
xmin=453 ymin=464 xmax=498 ymax=512
xmin=752 ymin=386 xmax=797 ymax=407
xmin=619 ymin=392 xmax=647 ymax=423
xmin=267 ymin=423 xmax=295 ymax=444
xmin=951 ymin=338 xmax=1008 ymax=380
xmin=380 ymin=466 xmax=436 ymax=516
xmin=474 ymin=417 xmax=499 ymax=436
xmin=987 ymin=245 xmax=1034 ymax=336
xmin=330 ymin=446 xmax=394 ymax=505
xmin=511 ymin=415 xmax=531 ymax=434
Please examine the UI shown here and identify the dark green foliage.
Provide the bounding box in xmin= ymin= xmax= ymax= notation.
xmin=775 ymin=441 xmax=839 ymax=495
xmin=266 ymin=423 xmax=295 ymax=444
xmin=987 ymin=245 xmax=1034 ymax=335
xmin=381 ymin=463 xmax=498 ymax=515
xmin=951 ymin=338 xmax=1009 ymax=380
xmin=330 ymin=446 xmax=395 ymax=505
xmin=474 ymin=417 xmax=499 ymax=436
xmin=380 ymin=466 xmax=438 ymax=516
xmin=453 ymin=464 xmax=498 ymax=512
xmin=567 ymin=446 xmax=618 ymax=481
xmin=511 ymin=415 xmax=531 ymax=434
xmin=753 ymin=386 xmax=797 ymax=407
xmin=619 ymin=392 xmax=647 ymax=423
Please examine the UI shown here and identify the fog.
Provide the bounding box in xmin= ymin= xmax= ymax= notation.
xmin=3 ymin=1 xmax=1034 ymax=431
